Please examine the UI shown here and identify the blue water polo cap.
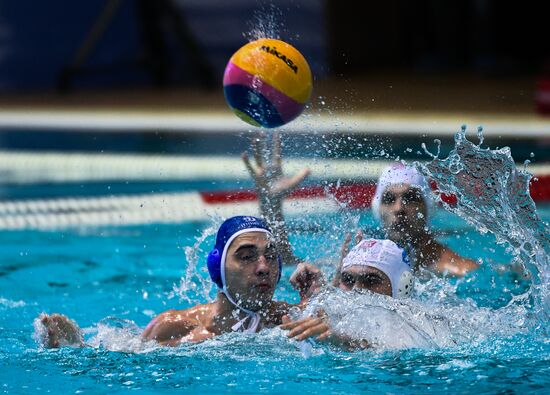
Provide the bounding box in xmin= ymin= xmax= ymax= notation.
xmin=207 ymin=216 xmax=282 ymax=288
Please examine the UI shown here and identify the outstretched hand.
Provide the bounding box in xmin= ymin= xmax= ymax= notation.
xmin=35 ymin=313 xmax=84 ymax=348
xmin=281 ymin=311 xmax=371 ymax=350
xmin=242 ymin=131 xmax=310 ymax=199
xmin=280 ymin=313 xmax=331 ymax=342
xmin=242 ymin=131 xmax=310 ymax=265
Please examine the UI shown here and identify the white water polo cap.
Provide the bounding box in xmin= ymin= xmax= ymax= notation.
xmin=371 ymin=163 xmax=433 ymax=220
xmin=341 ymin=239 xmax=414 ymax=298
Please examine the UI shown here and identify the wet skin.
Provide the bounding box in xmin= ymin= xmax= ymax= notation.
xmin=39 ymin=232 xmax=291 ymax=347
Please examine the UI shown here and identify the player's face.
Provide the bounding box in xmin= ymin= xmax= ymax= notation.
xmin=339 ymin=266 xmax=392 ymax=296
xmin=224 ymin=232 xmax=279 ymax=311
xmin=379 ymin=184 xmax=428 ymax=245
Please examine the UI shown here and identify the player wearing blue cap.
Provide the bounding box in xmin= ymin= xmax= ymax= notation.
xmin=140 ymin=215 xmax=292 ymax=344
xmin=37 ymin=216 xmax=294 ymax=347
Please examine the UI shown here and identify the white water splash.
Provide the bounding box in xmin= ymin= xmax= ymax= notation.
xmin=306 ymin=289 xmax=458 ymax=350
xmin=294 ymin=127 xmax=547 ymax=350
xmin=0 ymin=297 xmax=25 ymax=308
xmin=417 ymin=126 xmax=549 ymax=327
xmin=244 ymin=3 xmax=284 ymax=41
xmin=85 ymin=317 xmax=158 ymax=353
xmin=170 ymin=219 xmax=219 ymax=304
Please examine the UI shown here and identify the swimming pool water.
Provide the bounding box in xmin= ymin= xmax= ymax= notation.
xmin=1 ymin=205 xmax=549 ymax=394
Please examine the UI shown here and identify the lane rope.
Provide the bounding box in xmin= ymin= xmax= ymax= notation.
xmin=1 ymin=151 xmax=549 ymax=184
xmin=1 ymin=152 xmax=548 ymax=230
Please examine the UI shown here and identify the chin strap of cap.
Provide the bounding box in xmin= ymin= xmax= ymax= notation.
xmin=229 ymin=307 xmax=261 ymax=334
xmin=222 ymin=286 xmax=261 ymax=334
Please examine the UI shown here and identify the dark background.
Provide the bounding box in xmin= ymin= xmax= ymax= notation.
xmin=328 ymin=1 xmax=549 ymax=77
xmin=0 ymin=0 xmax=548 ymax=92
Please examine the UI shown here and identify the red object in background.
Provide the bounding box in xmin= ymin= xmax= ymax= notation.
xmin=200 ymin=182 xmax=377 ymax=209
xmin=201 ymin=177 xmax=550 ymax=208
xmin=535 ymin=78 xmax=550 ymax=115
xmin=530 ymin=175 xmax=550 ymax=202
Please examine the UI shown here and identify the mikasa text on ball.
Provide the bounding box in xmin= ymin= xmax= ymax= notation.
xmin=223 ymin=38 xmax=312 ymax=128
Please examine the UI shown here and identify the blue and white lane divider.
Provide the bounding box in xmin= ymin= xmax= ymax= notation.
xmin=0 ymin=151 xmax=387 ymax=184
xmin=0 ymin=151 xmax=380 ymax=229
xmin=0 ymin=151 xmax=548 ymax=230
xmin=0 ymin=192 xmax=338 ymax=230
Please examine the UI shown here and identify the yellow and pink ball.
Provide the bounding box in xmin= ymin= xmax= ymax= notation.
xmin=223 ymin=38 xmax=313 ymax=128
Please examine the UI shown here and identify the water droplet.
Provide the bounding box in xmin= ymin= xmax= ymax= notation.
xmin=476 ymin=126 xmax=485 ymax=146
xmin=455 ymin=125 xmax=467 ymax=143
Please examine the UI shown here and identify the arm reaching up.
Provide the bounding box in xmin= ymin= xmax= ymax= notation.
xmin=242 ymin=131 xmax=310 ymax=264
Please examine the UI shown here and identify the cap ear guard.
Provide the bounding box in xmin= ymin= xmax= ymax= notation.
xmin=396 ymin=270 xmax=414 ymax=298
xmin=396 ymin=248 xmax=413 ymax=298
xmin=207 ymin=248 xmax=283 ymax=289
xmin=207 ymin=249 xmax=223 ymax=288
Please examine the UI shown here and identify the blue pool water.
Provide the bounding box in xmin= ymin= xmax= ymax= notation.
xmin=1 ymin=200 xmax=549 ymax=394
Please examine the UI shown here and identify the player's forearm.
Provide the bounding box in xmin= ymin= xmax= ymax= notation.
xmin=258 ymin=196 xmax=301 ymax=264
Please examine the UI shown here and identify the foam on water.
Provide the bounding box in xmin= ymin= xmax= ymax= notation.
xmin=0 ymin=297 xmax=25 ymax=308
xmin=85 ymin=317 xmax=158 ymax=353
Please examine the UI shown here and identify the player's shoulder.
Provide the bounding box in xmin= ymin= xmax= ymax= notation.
xmin=157 ymin=305 xmax=209 ymax=325
xmin=142 ymin=305 xmax=211 ymax=344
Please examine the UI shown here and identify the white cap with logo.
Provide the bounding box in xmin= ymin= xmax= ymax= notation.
xmin=342 ymin=238 xmax=414 ymax=298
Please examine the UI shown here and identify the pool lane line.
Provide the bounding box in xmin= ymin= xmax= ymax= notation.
xmin=0 ymin=192 xmax=339 ymax=230
xmin=0 ymin=152 xmax=396 ymax=183
xmin=0 ymin=151 xmax=549 ymax=184
xmin=0 ymin=110 xmax=549 ymax=137
xmin=0 ymin=175 xmax=549 ymax=229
